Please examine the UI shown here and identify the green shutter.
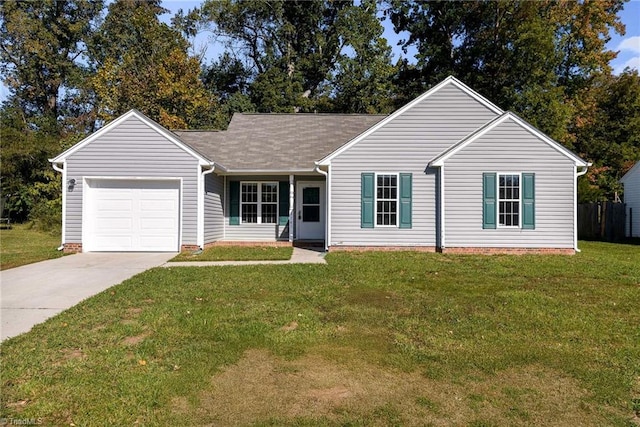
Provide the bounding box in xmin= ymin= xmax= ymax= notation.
xmin=483 ymin=173 xmax=496 ymax=229
xmin=361 ymin=173 xmax=374 ymax=228
xmin=522 ymin=173 xmax=535 ymax=229
xmin=278 ymin=181 xmax=289 ymax=226
xmin=229 ymin=181 xmax=240 ymax=225
xmin=399 ymin=173 xmax=412 ymax=228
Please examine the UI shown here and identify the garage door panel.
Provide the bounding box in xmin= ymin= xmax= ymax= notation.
xmin=85 ymin=179 xmax=179 ymax=252
xmin=96 ymin=198 xmax=133 ymax=212
xmin=140 ymin=199 xmax=176 ymax=212
xmin=94 ymin=217 xmax=133 ymax=231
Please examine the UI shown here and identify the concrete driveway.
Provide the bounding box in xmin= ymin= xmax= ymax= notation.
xmin=0 ymin=252 xmax=175 ymax=341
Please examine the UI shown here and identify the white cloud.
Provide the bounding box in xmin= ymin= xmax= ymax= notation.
xmin=613 ymin=56 xmax=640 ymax=74
xmin=616 ymin=36 xmax=640 ymax=54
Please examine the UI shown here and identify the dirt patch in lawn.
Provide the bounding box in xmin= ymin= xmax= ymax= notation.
xmin=176 ymin=348 xmax=614 ymax=426
xmin=122 ymin=331 xmax=150 ymax=346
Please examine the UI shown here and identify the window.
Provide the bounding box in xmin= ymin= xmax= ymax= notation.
xmin=483 ymin=172 xmax=535 ymax=230
xmin=361 ymin=173 xmax=412 ymax=229
xmin=240 ymin=182 xmax=278 ymax=224
xmin=376 ymin=174 xmax=398 ymax=226
xmin=498 ymin=174 xmax=519 ymax=227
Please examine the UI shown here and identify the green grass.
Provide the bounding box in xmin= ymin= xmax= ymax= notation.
xmin=0 ymin=223 xmax=63 ymax=270
xmin=1 ymin=242 xmax=639 ymax=426
xmin=170 ymin=245 xmax=293 ymax=262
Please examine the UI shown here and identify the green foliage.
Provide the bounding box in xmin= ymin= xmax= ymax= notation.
xmin=0 ymin=0 xmax=104 ymax=124
xmin=198 ymin=0 xmax=398 ymax=113
xmin=90 ymin=0 xmax=223 ymax=129
xmin=0 ymin=102 xmax=62 ymax=222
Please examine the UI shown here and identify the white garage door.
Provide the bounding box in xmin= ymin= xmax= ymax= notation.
xmin=85 ymin=179 xmax=180 ymax=252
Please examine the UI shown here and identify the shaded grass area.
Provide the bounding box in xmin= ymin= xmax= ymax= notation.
xmin=1 ymin=241 xmax=639 ymax=426
xmin=0 ymin=223 xmax=62 ymax=270
xmin=170 ymin=245 xmax=293 ymax=262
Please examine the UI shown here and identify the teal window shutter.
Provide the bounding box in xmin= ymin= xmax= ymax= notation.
xmin=361 ymin=173 xmax=374 ymax=228
xmin=399 ymin=173 xmax=412 ymax=228
xmin=278 ymin=181 xmax=289 ymax=226
xmin=483 ymin=173 xmax=496 ymax=229
xmin=229 ymin=181 xmax=240 ymax=225
xmin=522 ymin=173 xmax=535 ymax=229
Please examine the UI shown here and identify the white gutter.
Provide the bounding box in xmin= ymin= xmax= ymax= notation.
xmin=314 ymin=162 xmax=330 ymax=251
xmin=289 ymin=174 xmax=294 ymax=242
xmin=198 ymin=163 xmax=217 ymax=249
xmin=51 ymin=162 xmax=66 ymax=250
xmin=440 ymin=165 xmax=446 ymax=251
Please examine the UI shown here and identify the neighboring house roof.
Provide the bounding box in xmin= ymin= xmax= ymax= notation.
xmin=174 ymin=113 xmax=386 ymax=172
xmin=620 ymin=161 xmax=640 ymax=183
xmin=49 ymin=109 xmax=212 ymax=167
xmin=429 ymin=112 xmax=591 ymax=167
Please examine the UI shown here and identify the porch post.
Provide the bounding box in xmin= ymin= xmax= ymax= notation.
xmin=289 ymin=174 xmax=294 ymax=242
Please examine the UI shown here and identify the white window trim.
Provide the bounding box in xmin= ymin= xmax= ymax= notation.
xmin=374 ymin=172 xmax=400 ymax=228
xmin=497 ymin=172 xmax=522 ymax=229
xmin=240 ymin=181 xmax=278 ymax=225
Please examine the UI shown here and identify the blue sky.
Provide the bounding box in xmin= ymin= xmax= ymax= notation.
xmin=1 ymin=1 xmax=639 ymax=101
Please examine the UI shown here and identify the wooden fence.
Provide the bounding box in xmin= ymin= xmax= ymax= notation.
xmin=577 ymin=201 xmax=626 ymax=241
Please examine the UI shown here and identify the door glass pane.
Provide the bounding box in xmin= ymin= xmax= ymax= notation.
xmin=303 ymin=206 xmax=320 ymax=222
xmin=303 ymin=187 xmax=319 ymax=204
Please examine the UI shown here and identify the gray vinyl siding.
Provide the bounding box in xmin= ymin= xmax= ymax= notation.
xmin=204 ymin=173 xmax=224 ymax=243
xmin=330 ymin=83 xmax=499 ymax=247
xmin=622 ymin=166 xmax=640 ymax=237
xmin=65 ymin=115 xmax=200 ymax=245
xmin=443 ymin=118 xmax=575 ymax=248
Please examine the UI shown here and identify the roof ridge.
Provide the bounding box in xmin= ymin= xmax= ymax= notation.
xmin=235 ymin=113 xmax=388 ymax=116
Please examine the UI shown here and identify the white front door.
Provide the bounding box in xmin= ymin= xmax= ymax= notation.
xmin=296 ymin=182 xmax=325 ymax=240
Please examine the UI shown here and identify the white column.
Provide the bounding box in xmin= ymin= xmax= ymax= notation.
xmin=289 ymin=174 xmax=294 ymax=242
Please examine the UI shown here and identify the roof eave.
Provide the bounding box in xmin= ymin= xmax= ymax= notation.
xmin=220 ymin=168 xmax=320 ymax=175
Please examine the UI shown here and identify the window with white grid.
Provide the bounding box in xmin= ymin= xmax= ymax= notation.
xmin=241 ymin=182 xmax=278 ymax=224
xmin=376 ymin=174 xmax=398 ymax=226
xmin=498 ymin=174 xmax=519 ymax=227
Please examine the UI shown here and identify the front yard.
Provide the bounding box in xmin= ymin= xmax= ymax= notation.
xmin=0 ymin=223 xmax=62 ymax=270
xmin=1 ymin=242 xmax=639 ymax=426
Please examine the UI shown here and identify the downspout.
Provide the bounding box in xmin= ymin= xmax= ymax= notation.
xmin=574 ymin=164 xmax=590 ymax=253
xmin=51 ymin=162 xmax=66 ymax=251
xmin=198 ymin=163 xmax=216 ymax=249
xmin=314 ymin=162 xmax=329 ymax=251
xmin=440 ymin=165 xmax=446 ymax=251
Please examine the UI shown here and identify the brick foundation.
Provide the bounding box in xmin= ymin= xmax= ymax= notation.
xmin=441 ymin=247 xmax=575 ymax=255
xmin=330 ymin=246 xmax=437 ymax=252
xmin=180 ymin=244 xmax=201 ymax=252
xmin=63 ymin=243 xmax=82 ymax=253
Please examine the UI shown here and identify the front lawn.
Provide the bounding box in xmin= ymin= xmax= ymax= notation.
xmin=1 ymin=242 xmax=639 ymax=426
xmin=0 ymin=223 xmax=63 ymax=270
xmin=170 ymin=245 xmax=293 ymax=262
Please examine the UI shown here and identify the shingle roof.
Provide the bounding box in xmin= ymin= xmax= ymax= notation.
xmin=173 ymin=113 xmax=387 ymax=171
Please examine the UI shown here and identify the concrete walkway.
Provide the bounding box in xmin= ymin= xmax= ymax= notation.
xmin=1 ymin=252 xmax=174 ymax=341
xmin=163 ymin=247 xmax=327 ymax=267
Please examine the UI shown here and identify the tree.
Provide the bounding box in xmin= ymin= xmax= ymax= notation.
xmin=329 ymin=0 xmax=398 ymax=114
xmin=90 ymin=0 xmax=222 ymax=129
xmin=385 ymin=0 xmax=626 ymax=144
xmin=196 ymin=0 xmax=396 ymax=113
xmin=0 ymin=0 xmax=103 ymax=128
xmin=577 ymin=70 xmax=640 ymax=200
